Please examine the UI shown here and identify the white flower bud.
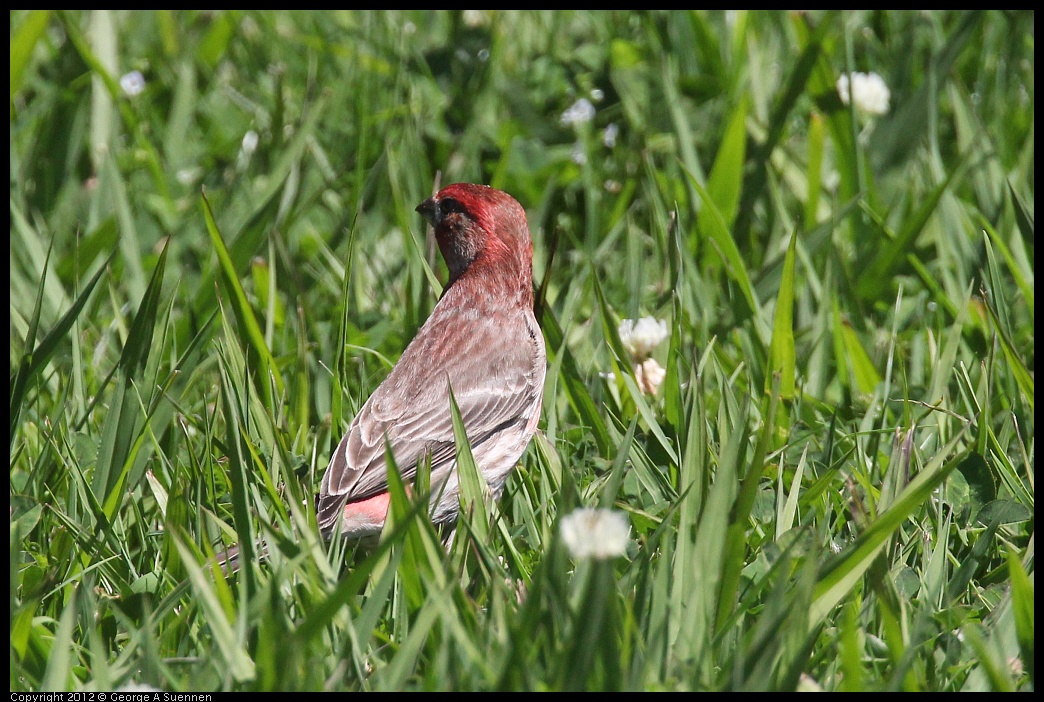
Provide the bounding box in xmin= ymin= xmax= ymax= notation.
xmin=618 ymin=317 xmax=668 ymax=361
xmin=560 ymin=508 xmax=630 ymax=559
xmin=836 ymin=71 xmax=890 ymax=116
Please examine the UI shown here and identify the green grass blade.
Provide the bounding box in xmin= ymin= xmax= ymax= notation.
xmin=541 ymin=304 xmax=611 ymax=457
xmin=92 ymin=241 xmax=169 ymax=508
xmin=1007 ymin=180 xmax=1034 ymax=241
xmin=767 ymin=230 xmax=797 ymax=399
xmin=804 ymin=112 xmax=826 ymax=230
xmin=173 ymin=537 xmax=257 ymax=683
xmin=450 ymin=383 xmax=491 ymax=546
xmin=704 ymin=95 xmax=748 ymax=232
xmin=202 ymin=191 xmax=284 ymax=408
xmin=1006 ymin=548 xmax=1034 ymax=687
xmin=810 ymin=427 xmax=969 ymax=628
xmin=682 ymin=166 xmax=762 ymax=335
xmin=39 ymin=587 xmax=77 ymax=691
xmin=10 ymin=248 xmax=112 ymax=450
xmin=10 ymin=11 xmax=52 ymax=101
xmin=856 ymin=153 xmax=971 ymax=301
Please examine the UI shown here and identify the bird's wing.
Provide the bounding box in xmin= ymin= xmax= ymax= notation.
xmin=317 ymin=303 xmax=543 ymax=533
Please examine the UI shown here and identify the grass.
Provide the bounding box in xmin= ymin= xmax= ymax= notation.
xmin=10 ymin=10 xmax=1034 ymax=692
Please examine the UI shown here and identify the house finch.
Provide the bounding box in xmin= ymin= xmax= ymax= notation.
xmin=316 ymin=183 xmax=547 ymax=539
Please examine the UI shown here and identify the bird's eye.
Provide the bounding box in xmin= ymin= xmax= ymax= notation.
xmin=439 ymin=197 xmax=466 ymax=215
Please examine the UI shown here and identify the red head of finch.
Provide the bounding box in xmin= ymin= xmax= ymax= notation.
xmin=317 ymin=183 xmax=546 ymax=538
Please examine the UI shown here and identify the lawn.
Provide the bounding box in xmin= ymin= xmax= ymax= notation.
xmin=10 ymin=10 xmax=1034 ymax=691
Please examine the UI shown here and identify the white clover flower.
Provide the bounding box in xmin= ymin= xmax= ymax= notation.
xmin=560 ymin=97 xmax=595 ymax=126
xmin=120 ymin=70 xmax=146 ymax=97
xmin=836 ymin=71 xmax=890 ymax=115
xmin=241 ymin=130 xmax=259 ymax=155
xmin=590 ymin=88 xmax=604 ymax=102
xmin=635 ymin=357 xmax=666 ymax=395
xmin=618 ymin=317 xmax=668 ymax=361
xmin=603 ymin=122 xmax=619 ymax=148
xmin=560 ymin=507 xmax=630 ymax=560
xmin=403 ymin=21 xmax=417 ymax=35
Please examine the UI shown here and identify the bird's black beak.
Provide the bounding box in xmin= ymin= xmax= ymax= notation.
xmin=416 ymin=197 xmax=439 ymax=227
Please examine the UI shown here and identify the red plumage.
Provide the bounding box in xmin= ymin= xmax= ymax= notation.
xmin=317 ymin=184 xmax=546 ymax=538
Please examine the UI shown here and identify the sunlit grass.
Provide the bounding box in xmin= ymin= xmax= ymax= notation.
xmin=10 ymin=10 xmax=1033 ymax=692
